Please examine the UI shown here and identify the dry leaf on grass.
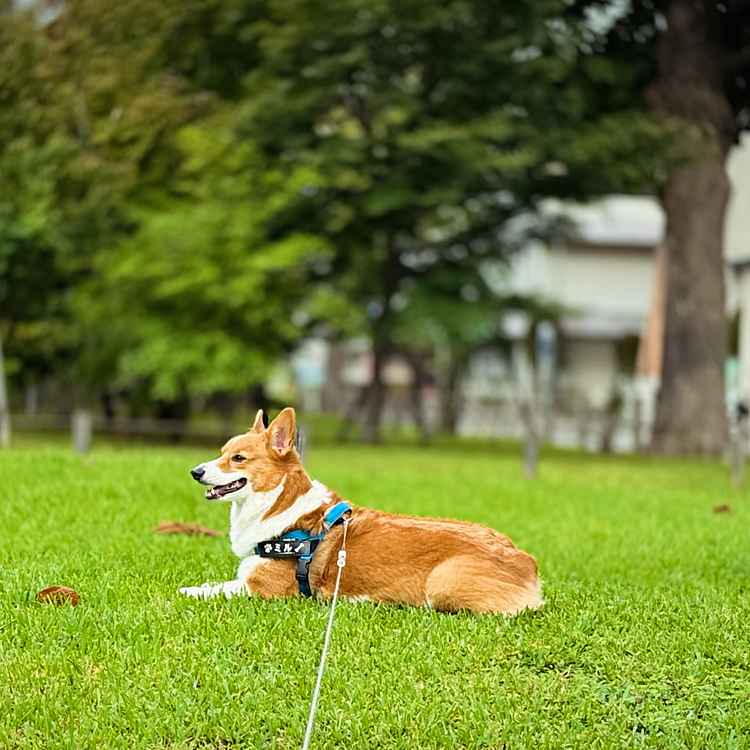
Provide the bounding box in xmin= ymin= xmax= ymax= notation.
xmin=713 ymin=504 xmax=733 ymax=514
xmin=36 ymin=586 xmax=80 ymax=606
xmin=152 ymin=521 xmax=223 ymax=537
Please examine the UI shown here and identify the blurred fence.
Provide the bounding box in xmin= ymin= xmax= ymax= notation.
xmin=9 ymin=405 xmax=644 ymax=454
xmin=10 ymin=413 xmax=233 ymax=444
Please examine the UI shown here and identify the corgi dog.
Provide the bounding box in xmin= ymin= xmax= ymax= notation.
xmin=180 ymin=408 xmax=543 ymax=615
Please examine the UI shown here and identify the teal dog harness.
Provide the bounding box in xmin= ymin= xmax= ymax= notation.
xmin=254 ymin=501 xmax=352 ymax=596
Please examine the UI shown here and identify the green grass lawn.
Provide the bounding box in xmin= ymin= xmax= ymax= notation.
xmin=1 ymin=438 xmax=749 ymax=749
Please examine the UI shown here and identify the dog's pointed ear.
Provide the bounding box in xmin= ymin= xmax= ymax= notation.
xmin=267 ymin=408 xmax=296 ymax=458
xmin=248 ymin=409 xmax=266 ymax=434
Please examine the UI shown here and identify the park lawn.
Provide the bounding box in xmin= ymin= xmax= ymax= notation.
xmin=1 ymin=438 xmax=749 ymax=750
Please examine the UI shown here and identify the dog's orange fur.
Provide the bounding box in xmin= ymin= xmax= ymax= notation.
xmin=214 ymin=408 xmax=543 ymax=615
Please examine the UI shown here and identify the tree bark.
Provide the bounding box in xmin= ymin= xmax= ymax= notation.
xmin=321 ymin=339 xmax=347 ymax=414
xmin=650 ymin=161 xmax=730 ymax=454
xmin=101 ymin=389 xmax=116 ymax=429
xmin=439 ymin=353 xmax=463 ymax=435
xmin=361 ymin=339 xmax=387 ymax=443
xmin=336 ymin=385 xmax=369 ymax=442
xmin=408 ymin=350 xmax=430 ymax=445
xmin=157 ymin=398 xmax=191 ymax=443
xmin=360 ymin=232 xmax=401 ymax=444
xmin=0 ymin=328 xmax=10 ymax=448
xmin=647 ymin=0 xmax=735 ymax=456
xmin=519 ymin=401 xmax=539 ymax=480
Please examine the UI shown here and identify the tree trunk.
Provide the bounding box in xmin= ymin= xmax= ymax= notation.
xmin=250 ymin=384 xmax=270 ymax=416
xmin=101 ymin=389 xmax=116 ymax=429
xmin=71 ymin=408 xmax=93 ymax=454
xmin=25 ymin=384 xmax=39 ymax=415
xmin=647 ymin=0 xmax=735 ymax=456
xmin=321 ymin=339 xmax=347 ymax=414
xmin=336 ymin=385 xmax=369 ymax=442
xmin=440 ymin=354 xmax=463 ymax=435
xmin=650 ymin=161 xmax=730 ymax=454
xmin=519 ymin=401 xmax=539 ymax=480
xmin=157 ymin=398 xmax=191 ymax=443
xmin=0 ymin=329 xmax=10 ymax=448
xmin=361 ymin=340 xmax=387 ymax=443
xmin=360 ymin=232 xmax=401 ymax=444
xmin=215 ymin=392 xmax=235 ymax=436
xmin=408 ymin=350 xmax=430 ymax=445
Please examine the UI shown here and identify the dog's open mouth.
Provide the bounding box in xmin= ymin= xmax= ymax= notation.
xmin=205 ymin=478 xmax=247 ymax=499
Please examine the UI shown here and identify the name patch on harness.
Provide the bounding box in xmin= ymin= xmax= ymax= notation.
xmin=257 ymin=538 xmax=319 ymax=558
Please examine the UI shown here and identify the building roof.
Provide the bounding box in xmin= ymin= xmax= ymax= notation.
xmin=541 ymin=195 xmax=665 ymax=247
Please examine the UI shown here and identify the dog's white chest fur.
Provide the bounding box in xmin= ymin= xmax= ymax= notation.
xmin=180 ymin=478 xmax=332 ymax=600
xmin=229 ymin=479 xmax=332 ymax=560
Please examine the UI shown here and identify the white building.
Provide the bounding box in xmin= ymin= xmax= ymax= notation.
xmin=460 ymin=135 xmax=750 ymax=449
xmin=725 ymin=139 xmax=750 ymax=403
xmin=500 ymin=195 xmax=663 ymax=409
xmin=289 ymin=138 xmax=750 ymax=450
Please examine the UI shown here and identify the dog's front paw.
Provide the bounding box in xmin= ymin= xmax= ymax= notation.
xmin=179 ymin=583 xmax=216 ymax=599
xmin=179 ymin=580 xmax=249 ymax=599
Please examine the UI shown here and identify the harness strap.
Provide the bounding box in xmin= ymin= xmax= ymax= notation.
xmin=322 ymin=501 xmax=352 ymax=530
xmin=254 ymin=501 xmax=352 ymax=597
xmin=295 ymin=556 xmax=315 ymax=597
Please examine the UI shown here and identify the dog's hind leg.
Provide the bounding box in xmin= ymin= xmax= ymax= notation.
xmin=424 ymin=555 xmax=543 ymax=615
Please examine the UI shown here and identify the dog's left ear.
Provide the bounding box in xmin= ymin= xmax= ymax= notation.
xmin=248 ymin=409 xmax=266 ymax=434
xmin=268 ymin=408 xmax=296 ymax=458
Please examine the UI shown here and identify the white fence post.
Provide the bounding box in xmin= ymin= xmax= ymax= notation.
xmin=72 ymin=409 xmax=93 ymax=454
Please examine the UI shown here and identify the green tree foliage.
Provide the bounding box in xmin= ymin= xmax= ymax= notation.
xmin=0 ymin=8 xmax=76 ymax=390
xmin=74 ymin=118 xmax=337 ymax=402
xmin=0 ymin=0 xmax=197 ymax=400
xmin=1 ymin=0 xmax=678 ymax=432
xmin=1 ymin=0 xmax=341 ymax=409
xmin=227 ymin=0 xmax=671 ymax=439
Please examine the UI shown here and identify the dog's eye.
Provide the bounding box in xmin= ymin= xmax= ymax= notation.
xmin=232 ymin=454 xmax=245 ymax=462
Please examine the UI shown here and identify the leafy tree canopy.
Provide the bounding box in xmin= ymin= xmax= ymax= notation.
xmin=0 ymin=0 xmax=683 ymax=417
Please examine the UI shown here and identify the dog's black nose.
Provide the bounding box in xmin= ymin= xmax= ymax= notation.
xmin=191 ymin=467 xmax=205 ymax=481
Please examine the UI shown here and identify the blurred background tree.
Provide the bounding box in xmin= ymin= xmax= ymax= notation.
xmin=228 ymin=0 xmax=669 ymax=441
xmin=0 ymin=0 xmax=200 ymax=421
xmin=565 ymin=0 xmax=750 ymax=455
xmin=3 ymin=0 xmax=746 ymax=455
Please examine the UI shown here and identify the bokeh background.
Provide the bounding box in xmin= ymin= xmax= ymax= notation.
xmin=2 ymin=0 xmax=750 ymax=465
xmin=3 ymin=6 xmax=750 ymax=747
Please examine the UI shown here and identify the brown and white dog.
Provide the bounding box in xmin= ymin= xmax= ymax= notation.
xmin=180 ymin=408 xmax=543 ymax=614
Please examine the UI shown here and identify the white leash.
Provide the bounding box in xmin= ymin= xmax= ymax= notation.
xmin=302 ymin=517 xmax=350 ymax=750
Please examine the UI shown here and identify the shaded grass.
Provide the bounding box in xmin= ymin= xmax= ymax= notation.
xmin=1 ymin=440 xmax=749 ymax=749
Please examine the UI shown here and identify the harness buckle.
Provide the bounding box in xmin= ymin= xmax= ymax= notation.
xmin=254 ymin=501 xmax=353 ymax=597
xmin=295 ymin=556 xmax=314 ymax=597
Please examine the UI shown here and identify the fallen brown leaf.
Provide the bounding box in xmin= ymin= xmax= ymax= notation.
xmin=152 ymin=521 xmax=222 ymax=537
xmin=36 ymin=586 xmax=80 ymax=606
xmin=713 ymin=504 xmax=733 ymax=514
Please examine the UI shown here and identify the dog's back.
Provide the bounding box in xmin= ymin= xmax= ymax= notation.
xmin=308 ymin=508 xmax=543 ymax=614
